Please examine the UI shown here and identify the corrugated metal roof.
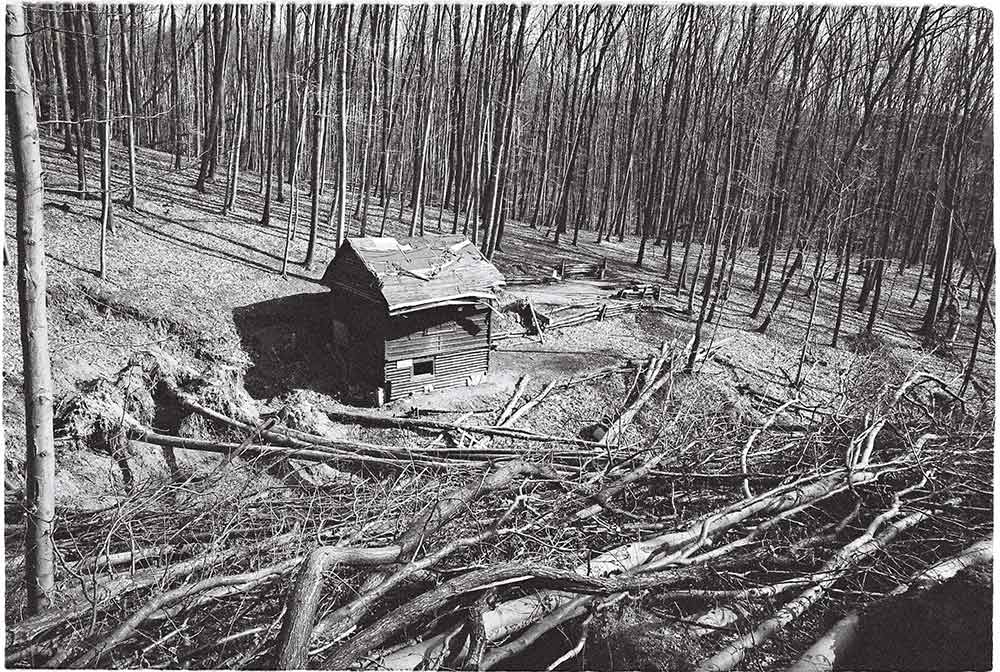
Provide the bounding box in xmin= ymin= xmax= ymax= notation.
xmin=320 ymin=235 xmax=506 ymax=315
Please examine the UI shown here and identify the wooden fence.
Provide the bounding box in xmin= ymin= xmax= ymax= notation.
xmin=493 ymin=292 xmax=658 ymax=342
xmin=504 ymin=257 xmax=608 ymax=286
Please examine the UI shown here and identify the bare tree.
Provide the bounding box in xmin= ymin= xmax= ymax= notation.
xmin=960 ymin=248 xmax=994 ymax=395
xmin=6 ymin=0 xmax=57 ymax=614
xmin=305 ymin=5 xmax=330 ymax=268
xmin=333 ymin=5 xmax=349 ymax=249
xmin=170 ymin=5 xmax=182 ymax=170
xmin=354 ymin=6 xmax=379 ymax=234
xmin=408 ymin=6 xmax=439 ymax=237
xmin=281 ymin=8 xmax=315 ymax=277
xmin=223 ymin=7 xmax=246 ymax=215
xmin=118 ymin=6 xmax=138 ymax=208
xmin=89 ymin=4 xmax=113 ymax=276
xmin=61 ymin=6 xmax=87 ymax=195
xmin=48 ymin=9 xmax=74 ymax=154
xmin=195 ymin=6 xmax=233 ymax=192
xmin=260 ymin=3 xmax=277 ymax=225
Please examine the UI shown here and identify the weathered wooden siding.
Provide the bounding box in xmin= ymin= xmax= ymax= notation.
xmin=385 ymin=347 xmax=490 ymax=399
xmin=385 ymin=306 xmax=487 ymax=359
xmin=383 ymin=306 xmax=490 ymax=400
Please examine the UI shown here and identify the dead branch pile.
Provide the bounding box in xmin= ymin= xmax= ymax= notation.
xmin=5 ymin=347 xmax=992 ymax=670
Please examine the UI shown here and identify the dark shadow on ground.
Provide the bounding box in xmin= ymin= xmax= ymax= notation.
xmin=838 ymin=565 xmax=992 ymax=672
xmin=233 ymin=292 xmax=343 ymax=399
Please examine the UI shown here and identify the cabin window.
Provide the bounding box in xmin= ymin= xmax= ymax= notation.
xmin=413 ymin=357 xmax=434 ymax=378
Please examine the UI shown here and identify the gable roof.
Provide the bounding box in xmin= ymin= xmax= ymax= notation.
xmin=320 ymin=235 xmax=506 ymax=316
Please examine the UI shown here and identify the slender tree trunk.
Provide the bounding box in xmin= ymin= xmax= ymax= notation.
xmin=275 ymin=5 xmax=293 ymax=203
xmin=195 ymin=6 xmax=232 ymax=192
xmin=118 ymin=7 xmax=138 ymax=208
xmin=831 ymin=226 xmax=855 ymax=348
xmin=409 ymin=7 xmax=440 ymax=237
xmin=200 ymin=6 xmax=212 ymax=155
xmin=90 ymin=4 xmax=114 ymax=277
xmin=484 ymin=7 xmax=529 ymax=259
xmin=260 ymin=4 xmax=277 ymax=224
xmin=74 ymin=7 xmax=94 ymax=149
xmin=959 ymin=249 xmax=994 ymax=395
xmin=377 ymin=7 xmax=397 ymax=213
xmin=191 ymin=11 xmax=202 ymax=159
xmin=305 ymin=6 xmax=330 ymax=268
xmin=281 ymin=78 xmax=311 ymax=278
xmin=7 ymin=0 xmax=57 ymax=615
xmin=223 ymin=9 xmax=246 ymax=215
xmin=687 ymin=182 xmax=727 ymax=371
xmin=62 ymin=7 xmax=88 ymax=194
xmin=149 ymin=6 xmax=164 ymax=146
xmin=333 ymin=5 xmax=349 ymax=249
xmin=49 ymin=10 xmax=73 ymax=154
xmin=281 ymin=7 xmax=316 ymax=276
xmin=170 ymin=6 xmax=182 ymax=169
xmin=355 ymin=7 xmax=378 ymax=234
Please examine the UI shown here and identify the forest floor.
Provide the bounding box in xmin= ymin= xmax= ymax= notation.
xmin=3 ymin=137 xmax=994 ymax=670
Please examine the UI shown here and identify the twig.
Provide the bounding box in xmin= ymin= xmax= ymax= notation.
xmin=694 ymin=496 xmax=956 ymax=672
xmin=67 ymin=559 xmax=299 ymax=668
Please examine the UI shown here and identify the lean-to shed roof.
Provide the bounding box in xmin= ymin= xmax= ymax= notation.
xmin=320 ymin=235 xmax=506 ymax=315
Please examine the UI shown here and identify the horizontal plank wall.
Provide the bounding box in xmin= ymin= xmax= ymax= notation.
xmin=383 ymin=306 xmax=490 ymax=399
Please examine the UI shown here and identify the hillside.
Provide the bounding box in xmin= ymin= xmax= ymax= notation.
xmin=4 ymin=137 xmax=993 ymax=669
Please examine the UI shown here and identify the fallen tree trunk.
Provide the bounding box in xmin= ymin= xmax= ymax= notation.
xmin=310 ymin=514 xmax=522 ymax=647
xmin=481 ymin=601 xmax=748 ymax=670
xmin=70 ymin=542 xmax=200 ymax=573
xmin=375 ymin=468 xmax=881 ymax=669
xmin=167 ymin=378 xmax=600 ymax=453
xmin=278 ymin=460 xmax=562 ymax=668
xmin=599 ymin=342 xmax=674 ymax=446
xmin=321 ymin=408 xmax=610 ymax=448
xmin=786 ymin=535 xmax=993 ymax=672
xmin=129 ymin=431 xmax=478 ymax=470
xmin=7 ymin=532 xmax=296 ymax=650
xmin=324 ymin=562 xmax=730 ymax=669
xmin=693 ymin=496 xmax=954 ymax=672
xmin=564 ymin=444 xmax=677 ymax=524
xmin=274 ymin=546 xmax=405 ymax=669
xmin=64 ymin=558 xmax=301 ymax=668
xmin=76 ymin=382 xmax=490 ymax=471
xmin=496 ymin=376 xmax=530 ymax=425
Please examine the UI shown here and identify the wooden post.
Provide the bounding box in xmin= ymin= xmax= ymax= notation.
xmin=559 ymin=259 xmax=566 ymax=279
xmin=599 ymin=256 xmax=607 ymax=279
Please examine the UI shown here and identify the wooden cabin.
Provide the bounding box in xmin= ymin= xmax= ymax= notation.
xmin=320 ymin=235 xmax=506 ymax=404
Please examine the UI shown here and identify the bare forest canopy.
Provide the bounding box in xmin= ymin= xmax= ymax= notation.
xmin=23 ymin=5 xmax=993 ymax=329
xmin=6 ymin=4 xmax=997 ymax=670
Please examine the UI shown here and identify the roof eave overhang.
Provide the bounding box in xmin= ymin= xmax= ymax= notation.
xmin=387 ymin=291 xmax=499 ymax=317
